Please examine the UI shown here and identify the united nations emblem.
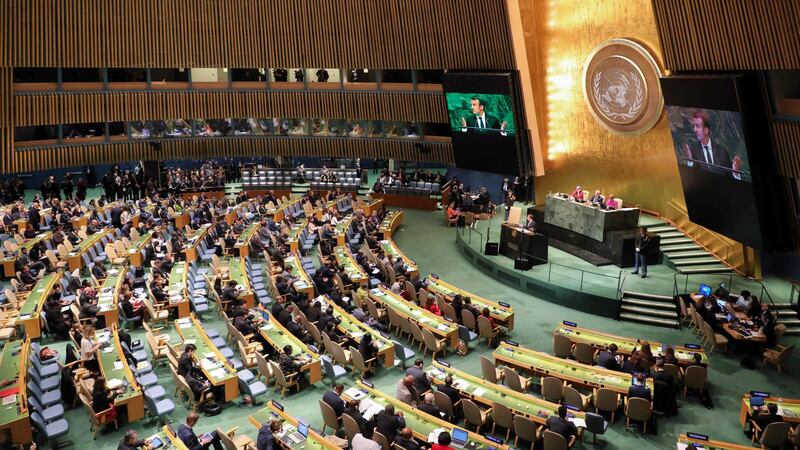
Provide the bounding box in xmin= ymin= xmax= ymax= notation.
xmin=582 ymin=39 xmax=663 ymax=135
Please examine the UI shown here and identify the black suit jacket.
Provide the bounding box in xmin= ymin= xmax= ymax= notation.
xmin=394 ymin=435 xmax=423 ymax=450
xmin=28 ymin=208 xmax=41 ymax=230
xmin=374 ymin=411 xmax=405 ymax=443
xmin=437 ymin=385 xmax=461 ymax=408
xmin=323 ymin=390 xmax=345 ymax=416
xmin=689 ymin=141 xmax=733 ymax=175
xmin=464 ymin=114 xmax=502 ymax=133
xmin=627 ymin=384 xmax=652 ymax=402
xmin=418 ymin=402 xmax=441 ymax=418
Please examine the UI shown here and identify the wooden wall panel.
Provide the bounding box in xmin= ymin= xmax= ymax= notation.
xmin=652 ymin=0 xmax=800 ymax=70
xmin=0 ymin=0 xmax=510 ymax=173
xmin=13 ymin=91 xmax=448 ymax=126
xmin=15 ymin=138 xmax=454 ymax=172
xmin=772 ymin=120 xmax=800 ymax=179
xmin=3 ymin=0 xmax=514 ymax=69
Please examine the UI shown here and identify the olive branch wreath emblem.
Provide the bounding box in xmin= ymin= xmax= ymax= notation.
xmin=592 ymin=71 xmax=644 ymax=122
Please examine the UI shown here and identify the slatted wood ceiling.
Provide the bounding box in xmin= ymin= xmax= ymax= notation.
xmin=0 ymin=0 xmax=513 ymax=172
xmin=652 ymin=0 xmax=800 ymax=70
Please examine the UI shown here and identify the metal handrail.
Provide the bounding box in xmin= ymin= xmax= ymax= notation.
xmin=515 ymin=249 xmax=622 ymax=293
xmin=458 ymin=224 xmax=484 ymax=250
xmin=672 ymin=272 xmax=778 ymax=305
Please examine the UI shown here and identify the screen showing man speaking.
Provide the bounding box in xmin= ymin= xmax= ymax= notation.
xmin=446 ymin=93 xmax=516 ymax=136
xmin=661 ymin=75 xmax=762 ymax=248
xmin=443 ymin=72 xmax=521 ymax=175
xmin=666 ymin=106 xmax=750 ymax=182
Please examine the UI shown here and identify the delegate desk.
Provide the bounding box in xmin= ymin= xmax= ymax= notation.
xmin=553 ymin=323 xmax=708 ymax=366
xmin=379 ymin=210 xmax=404 ymax=239
xmin=378 ymin=240 xmax=419 ymax=278
xmin=738 ymin=394 xmax=800 ymax=428
xmin=344 ymin=382 xmax=508 ymax=450
xmin=152 ymin=425 xmax=189 ymax=450
xmin=286 ymin=220 xmax=309 ymax=254
xmin=334 ymin=215 xmax=354 ymax=246
xmin=425 ymin=274 xmax=514 ymax=331
xmin=361 ymin=198 xmax=384 ymax=216
xmin=332 ymin=246 xmax=368 ymax=287
xmin=284 ymin=253 xmax=315 ymax=300
xmin=323 ymin=298 xmax=395 ymax=368
xmin=173 ymin=208 xmax=191 ymax=229
xmin=275 ymin=198 xmax=302 ymax=223
xmin=234 ymin=222 xmax=260 ymax=258
xmin=249 ymin=400 xmax=340 ymax=450
xmin=1 ymin=231 xmax=52 ymax=277
xmin=96 ymin=265 xmax=127 ymax=327
xmin=499 ymin=223 xmax=548 ymax=265
xmin=182 ymin=223 xmax=211 ymax=263
xmin=494 ymin=342 xmax=653 ymax=395
xmin=369 ymin=286 xmax=458 ymax=348
xmin=227 ymin=257 xmax=255 ymax=308
xmin=0 ymin=340 xmax=32 ymax=445
xmin=257 ymin=314 xmax=322 ymax=384
xmin=126 ymin=226 xmax=162 ymax=267
xmin=66 ymin=228 xmax=113 ymax=272
xmin=689 ymin=294 xmax=767 ymax=344
xmin=544 ymin=195 xmax=639 ymax=242
xmin=95 ymin=327 xmax=145 ymax=422
xmin=225 ymin=201 xmax=251 ymax=226
xmin=174 ymin=317 xmax=240 ymax=402
xmin=166 ymin=262 xmax=191 ymax=318
xmin=677 ymin=433 xmax=752 ymax=450
xmin=16 ymin=272 xmax=61 ymax=339
xmin=427 ymin=360 xmax=585 ymax=433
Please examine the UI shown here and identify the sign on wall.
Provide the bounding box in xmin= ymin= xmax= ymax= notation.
xmin=582 ymin=39 xmax=664 ymax=135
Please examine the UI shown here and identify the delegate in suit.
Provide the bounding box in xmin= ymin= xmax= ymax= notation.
xmin=460 ymin=97 xmax=508 ymax=136
xmin=682 ymin=110 xmax=741 ymax=180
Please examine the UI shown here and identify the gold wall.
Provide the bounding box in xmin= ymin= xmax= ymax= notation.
xmin=520 ymin=0 xmax=685 ymax=213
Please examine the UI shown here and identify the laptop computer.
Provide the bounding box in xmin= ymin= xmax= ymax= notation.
xmin=699 ymin=284 xmax=712 ymax=297
xmin=450 ymin=428 xmax=469 ymax=449
xmin=750 ymin=396 xmax=764 ymax=407
xmin=287 ymin=421 xmax=309 ymax=444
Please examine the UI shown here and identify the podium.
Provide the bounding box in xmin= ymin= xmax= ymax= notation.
xmin=499 ymin=223 xmax=548 ymax=265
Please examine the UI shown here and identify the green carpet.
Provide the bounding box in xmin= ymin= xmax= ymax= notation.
xmin=11 ymin=188 xmax=800 ymax=450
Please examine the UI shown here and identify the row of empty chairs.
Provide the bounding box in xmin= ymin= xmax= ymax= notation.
xmin=380 ymin=183 xmax=438 ymax=197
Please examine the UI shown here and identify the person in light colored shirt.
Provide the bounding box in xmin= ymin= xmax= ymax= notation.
xmin=734 ymin=290 xmax=752 ymax=311
xmin=352 ymin=428 xmax=382 ymax=450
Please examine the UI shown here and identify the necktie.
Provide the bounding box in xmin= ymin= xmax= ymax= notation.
xmin=479 ymin=117 xmax=484 ymax=129
xmin=704 ymin=145 xmax=713 ymax=165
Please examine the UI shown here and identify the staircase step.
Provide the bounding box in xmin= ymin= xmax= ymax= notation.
xmin=619 ymin=313 xmax=680 ymax=328
xmin=657 ymin=231 xmax=686 ymax=239
xmin=663 ymin=244 xmax=702 ymax=252
xmin=621 ymin=298 xmax=676 ymax=310
xmin=664 ymin=250 xmax=710 ymax=259
xmin=672 ymin=258 xmax=722 ymax=266
xmin=777 ymin=309 xmax=798 ymax=317
xmin=646 ymin=225 xmax=676 ymax=233
xmin=661 ymin=237 xmax=695 ymax=245
xmin=771 ymin=303 xmax=796 ymax=310
xmin=679 ymin=266 xmax=733 ymax=274
xmin=620 ymin=305 xmax=679 ymax=319
xmin=779 ymin=318 xmax=800 ymax=325
xmin=622 ymin=291 xmax=674 ymax=302
xmin=785 ymin=329 xmax=800 ymax=335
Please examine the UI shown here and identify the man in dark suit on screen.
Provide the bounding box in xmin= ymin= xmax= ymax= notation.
xmin=682 ymin=110 xmax=741 ymax=179
xmin=460 ymin=97 xmax=508 ymax=136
